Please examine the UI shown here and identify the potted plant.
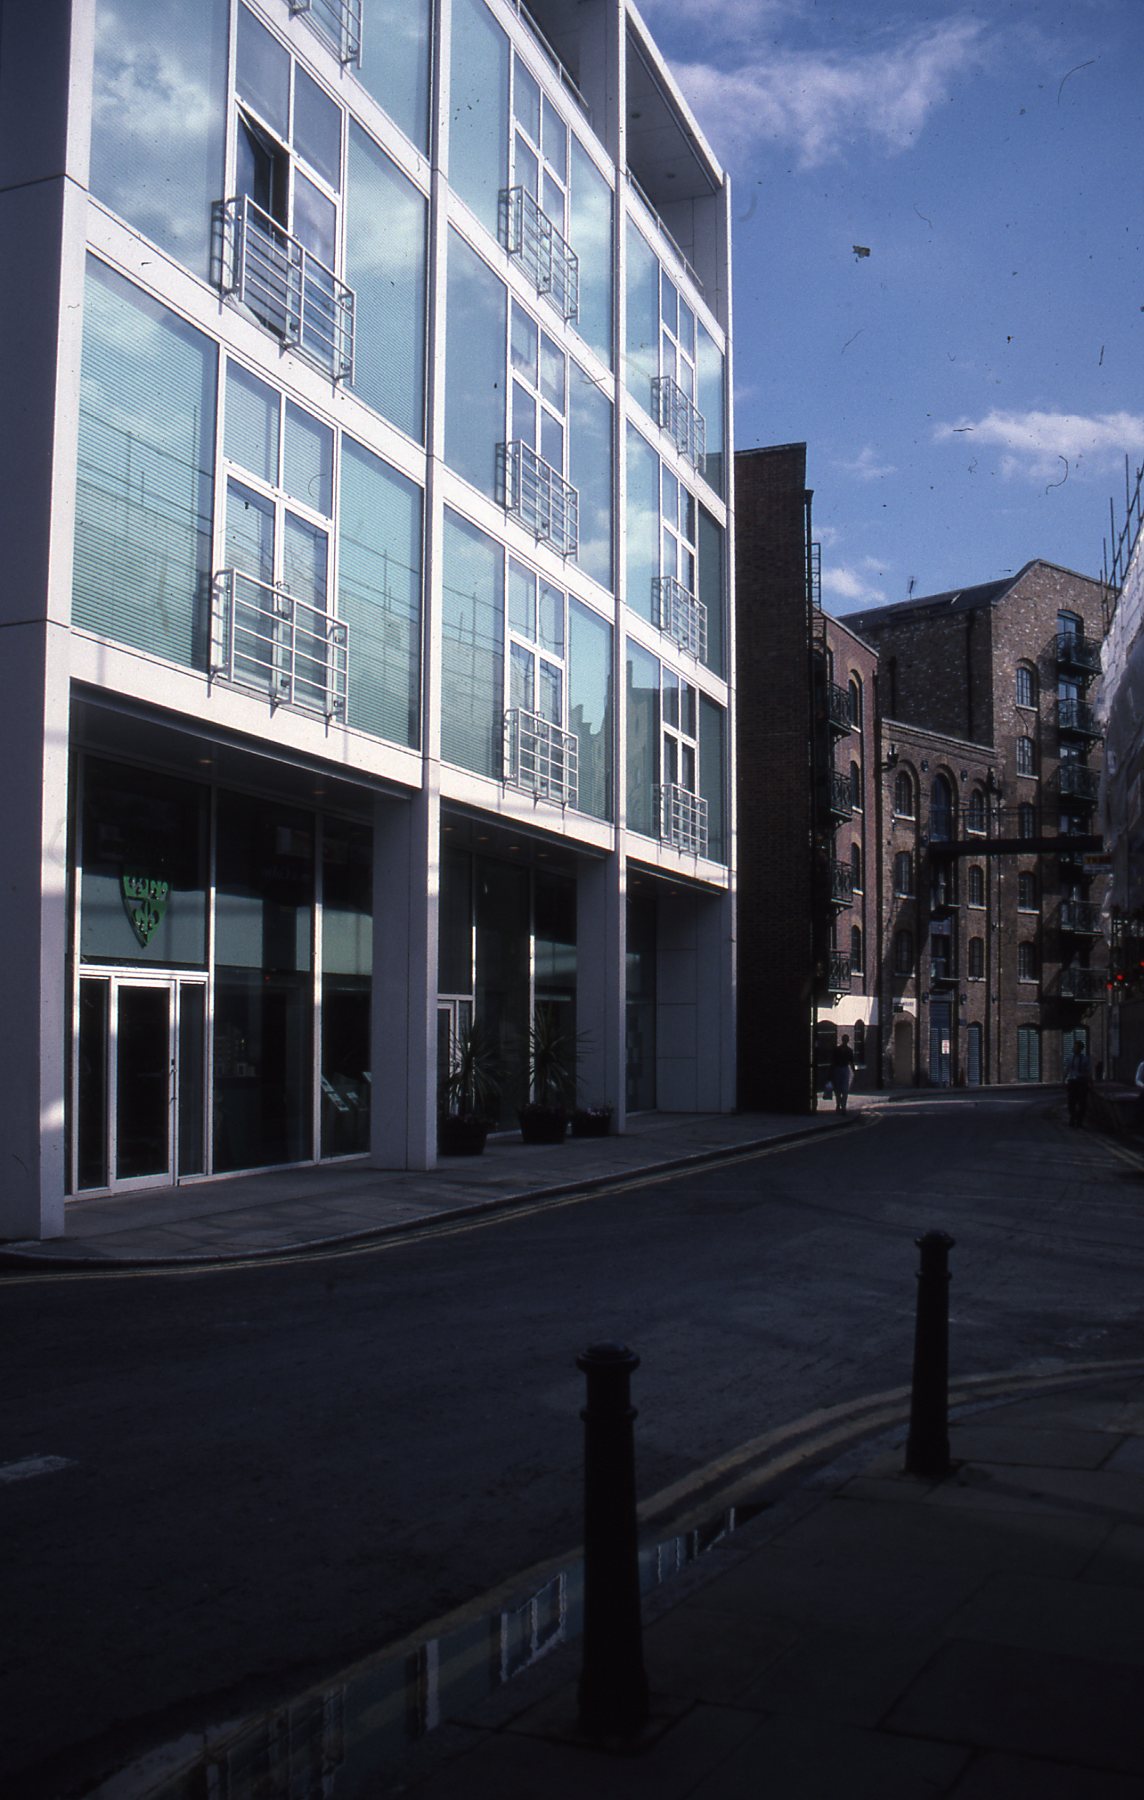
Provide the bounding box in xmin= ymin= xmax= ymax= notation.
xmin=438 ymin=1018 xmax=501 ymax=1156
xmin=571 ymin=1100 xmax=613 ymax=1138
xmin=518 ymin=1004 xmax=577 ymax=1145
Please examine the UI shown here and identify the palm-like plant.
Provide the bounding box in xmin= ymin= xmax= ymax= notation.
xmin=442 ymin=1019 xmax=501 ymax=1121
xmin=527 ymin=1003 xmax=578 ymax=1107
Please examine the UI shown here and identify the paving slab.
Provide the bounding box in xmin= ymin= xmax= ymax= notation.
xmin=947 ymin=1421 xmax=1120 ymax=1470
xmin=941 ymin=1569 xmax=1144 ymax=1665
xmin=949 ymin=1750 xmax=1144 ymax=1799
xmin=686 ymin=1712 xmax=970 ymax=1800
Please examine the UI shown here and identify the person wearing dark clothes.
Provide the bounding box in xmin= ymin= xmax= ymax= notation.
xmin=1064 ymin=1038 xmax=1093 ymax=1128
xmin=830 ymin=1034 xmax=856 ymax=1113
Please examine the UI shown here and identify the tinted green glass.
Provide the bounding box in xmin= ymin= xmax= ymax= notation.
xmin=440 ymin=510 xmax=504 ymax=778
xmin=569 ymin=365 xmax=613 ymax=592
xmin=624 ymin=425 xmax=659 ymax=623
xmin=625 ymin=220 xmax=659 ymax=410
xmin=338 ymin=437 xmax=423 ymax=749
xmin=346 ymin=123 xmax=428 ymax=443
xmin=449 ymin=0 xmax=509 ymax=236
xmin=569 ymin=601 xmax=613 ymax=822
xmin=626 ymin=641 xmax=660 ymax=838
xmin=444 ymin=232 xmax=508 ymax=500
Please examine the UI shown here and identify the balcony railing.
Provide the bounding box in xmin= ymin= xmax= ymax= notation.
xmin=1057 ymin=697 xmax=1101 ymax=740
xmin=223 ymin=195 xmax=354 ymax=382
xmin=827 ymin=950 xmax=850 ymax=996
xmin=929 ymin=960 xmax=958 ymax=986
xmin=825 ymin=680 xmax=851 ymax=734
xmin=504 ymin=707 xmax=578 ymax=807
xmin=288 ymin=0 xmax=362 ymax=64
xmin=826 ymin=768 xmax=852 ymax=819
xmin=1059 ymin=965 xmax=1107 ymax=1001
xmin=500 ymin=441 xmax=578 ymax=558
xmin=829 ymin=859 xmax=853 ymax=907
xmin=1060 ymin=899 xmax=1102 ymax=935
xmin=1055 ymin=631 xmax=1101 ymax=677
xmin=211 ymin=570 xmax=348 ymax=721
xmin=653 ymin=576 xmax=707 ymax=660
xmin=657 ymin=783 xmax=708 ymax=857
xmin=651 ymin=375 xmax=706 ymax=472
xmin=1057 ymin=762 xmax=1100 ymax=804
xmin=500 ymin=187 xmax=579 ymax=322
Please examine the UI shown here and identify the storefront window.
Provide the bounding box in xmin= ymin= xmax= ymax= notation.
xmin=321 ymin=820 xmax=372 ymax=1157
xmin=80 ymin=759 xmax=208 ymax=966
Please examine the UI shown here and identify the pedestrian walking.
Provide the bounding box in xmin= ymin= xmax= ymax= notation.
xmin=829 ymin=1034 xmax=856 ymax=1113
xmin=1064 ymin=1037 xmax=1093 ymax=1128
xmin=1135 ymin=1057 xmax=1144 ymax=1132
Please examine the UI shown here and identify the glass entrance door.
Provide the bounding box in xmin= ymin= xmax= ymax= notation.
xmin=75 ymin=976 xmax=207 ymax=1193
xmin=116 ymin=984 xmax=173 ymax=1182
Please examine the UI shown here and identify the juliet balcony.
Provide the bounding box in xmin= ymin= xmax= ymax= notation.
xmin=500 ymin=441 xmax=579 ymax=558
xmin=288 ymin=0 xmax=362 ymax=65
xmin=825 ymin=680 xmax=852 ymax=735
xmin=504 ymin=707 xmax=578 ymax=808
xmin=500 ymin=187 xmax=579 ymax=323
xmin=826 ymin=950 xmax=850 ymax=997
xmin=1054 ymin=630 xmax=1101 ymax=681
xmin=222 ymin=195 xmax=354 ymax=382
xmin=652 ymin=376 xmax=706 ymax=473
xmin=1059 ymin=965 xmax=1107 ymax=1002
xmin=1059 ymin=898 xmax=1102 ymax=936
xmin=1057 ymin=762 xmax=1100 ymax=808
xmin=829 ymin=858 xmax=854 ymax=908
xmin=653 ymin=575 xmax=708 ymax=661
xmin=825 ymin=767 xmax=852 ymax=821
xmin=211 ymin=570 xmax=349 ymax=722
xmin=1057 ymin=697 xmax=1101 ymax=741
xmin=657 ymin=782 xmax=709 ymax=857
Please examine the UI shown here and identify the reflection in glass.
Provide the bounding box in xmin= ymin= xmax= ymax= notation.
xmin=625 ymin=426 xmax=659 ymax=623
xmin=294 ymin=64 xmax=342 ymax=189
xmin=178 ymin=985 xmax=206 ymax=1177
xmin=322 ymin=821 xmax=372 ymax=1157
xmin=569 ymin=138 xmax=613 ymax=367
xmin=697 ymin=321 xmax=725 ymax=495
xmin=338 ymin=438 xmax=423 ymax=749
xmin=626 ymin=641 xmax=660 ymax=838
xmin=358 ymin=0 xmax=431 ymax=151
xmin=236 ymin=3 xmax=290 ymax=136
xmin=80 ymin=757 xmax=208 ymax=968
xmin=699 ymin=695 xmax=726 ymax=864
xmin=569 ymin=365 xmax=612 ymax=591
xmin=449 ymin=0 xmax=509 ymax=236
xmin=698 ymin=506 xmax=724 ymax=676
xmin=444 ymin=231 xmax=507 ymax=499
xmin=626 ymin=893 xmax=657 ymax=1110
xmin=440 ymin=511 xmax=505 ymax=778
xmin=116 ymin=986 xmax=170 ymax=1180
xmin=568 ymin=601 xmax=613 ymax=821
xmin=225 ymin=362 xmax=280 ymax=485
xmin=625 ymin=220 xmax=659 ymax=409
xmin=77 ymin=979 xmax=109 ymax=1191
xmin=346 ymin=123 xmax=427 ymax=443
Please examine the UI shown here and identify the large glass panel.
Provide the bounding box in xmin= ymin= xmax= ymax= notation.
xmin=626 ymin=892 xmax=656 ymax=1111
xmin=80 ymin=758 xmax=208 ymax=967
xmin=225 ymin=363 xmax=279 ymax=485
xmin=338 ymin=437 xmax=423 ymax=749
xmin=625 ymin=426 xmax=659 ymax=623
xmin=475 ymin=857 xmax=530 ymax=1126
xmin=116 ymin=986 xmax=171 ymax=1180
xmin=439 ymin=847 xmax=474 ymax=995
xmin=568 ymin=600 xmax=613 ymax=822
xmin=569 ymin=363 xmax=613 ymax=592
xmin=214 ymin=794 xmax=314 ymax=1172
xmin=698 ymin=506 xmax=725 ymax=677
xmin=177 ymin=984 xmax=206 ymax=1176
xmin=444 ymin=231 xmax=508 ymax=501
xmin=697 ymin=321 xmax=724 ymax=496
xmin=346 ymin=123 xmax=428 ymax=443
xmin=626 ymin=641 xmax=660 ymax=838
xmin=569 ymin=139 xmax=612 ymax=366
xmin=77 ymin=978 xmax=109 ymax=1191
xmin=535 ymin=870 xmax=576 ymax=1081
xmin=625 ymin=220 xmax=660 ymax=411
xmin=284 ymin=402 xmax=334 ymax=515
xmin=358 ymin=0 xmax=431 ymax=152
xmin=294 ymin=65 xmax=341 ymax=189
xmin=448 ymin=0 xmax=509 ymax=237
xmin=699 ymin=695 xmax=726 ymax=863
xmin=236 ymin=3 xmax=290 ymax=135
xmin=321 ymin=820 xmax=372 ymax=1157
xmin=74 ymin=260 xmax=217 ymax=669
xmin=90 ymin=0 xmax=228 ymax=281
xmin=440 ymin=510 xmax=505 ymax=778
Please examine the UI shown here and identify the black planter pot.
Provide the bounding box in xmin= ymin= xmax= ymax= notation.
xmin=518 ymin=1104 xmax=569 ymax=1145
xmin=571 ymin=1107 xmax=613 ymax=1139
xmin=438 ymin=1114 xmax=489 ymax=1156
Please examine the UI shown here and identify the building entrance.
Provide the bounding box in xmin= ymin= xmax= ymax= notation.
xmin=76 ymin=974 xmax=206 ymax=1193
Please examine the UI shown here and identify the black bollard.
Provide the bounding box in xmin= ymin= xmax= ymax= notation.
xmin=905 ymin=1230 xmax=956 ymax=1479
xmin=576 ymin=1342 xmax=649 ymax=1736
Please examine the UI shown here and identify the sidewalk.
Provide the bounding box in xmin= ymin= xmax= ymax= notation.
xmin=0 ymin=1104 xmax=867 ymax=1269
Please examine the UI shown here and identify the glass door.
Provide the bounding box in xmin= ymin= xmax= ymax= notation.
xmin=75 ymin=976 xmax=207 ymax=1193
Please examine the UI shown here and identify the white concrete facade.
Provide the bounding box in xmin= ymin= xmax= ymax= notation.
xmin=0 ymin=0 xmax=736 ymax=1237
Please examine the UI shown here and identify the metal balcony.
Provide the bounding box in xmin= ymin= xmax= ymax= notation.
xmin=500 ymin=187 xmax=579 ymax=322
xmin=1055 ymin=631 xmax=1101 ymax=679
xmin=826 ymin=768 xmax=852 ymax=820
xmin=826 ymin=950 xmax=850 ymax=996
xmin=825 ymin=680 xmax=851 ymax=734
xmin=504 ymin=707 xmax=578 ymax=807
xmin=288 ymin=0 xmax=362 ymax=64
xmin=1060 ymin=898 xmax=1102 ymax=936
xmin=211 ymin=570 xmax=348 ymax=721
xmin=1059 ymin=965 xmax=1107 ymax=1001
xmin=653 ymin=575 xmax=707 ymax=660
xmin=829 ymin=859 xmax=854 ymax=907
xmin=929 ymin=960 xmax=958 ymax=987
xmin=651 ymin=375 xmax=706 ymax=473
xmin=1057 ymin=762 xmax=1100 ymax=806
xmin=1057 ymin=697 xmax=1101 ymax=741
xmin=656 ymin=783 xmax=709 ymax=857
xmin=224 ymin=195 xmax=354 ymax=382
xmin=500 ymin=441 xmax=578 ymax=558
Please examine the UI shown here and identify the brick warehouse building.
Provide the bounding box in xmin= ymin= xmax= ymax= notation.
xmin=735 ymin=442 xmax=1110 ymax=1100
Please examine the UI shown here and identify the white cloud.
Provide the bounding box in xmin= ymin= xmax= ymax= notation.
xmin=934 ymin=409 xmax=1144 ymax=482
xmin=669 ymin=18 xmax=989 ymax=169
xmin=837 ymin=445 xmax=897 ymax=481
xmin=822 ymin=564 xmax=888 ymax=608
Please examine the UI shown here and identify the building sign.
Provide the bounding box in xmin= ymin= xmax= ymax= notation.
xmin=121 ymin=872 xmax=169 ymax=946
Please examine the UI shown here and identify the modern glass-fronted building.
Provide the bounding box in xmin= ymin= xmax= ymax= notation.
xmin=1 ymin=0 xmax=735 ymax=1237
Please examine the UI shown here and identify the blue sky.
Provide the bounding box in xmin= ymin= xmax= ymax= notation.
xmin=640 ymin=0 xmax=1144 ymax=612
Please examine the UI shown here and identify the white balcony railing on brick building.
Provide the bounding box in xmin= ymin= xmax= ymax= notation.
xmin=504 ymin=708 xmax=578 ymax=807
xmin=500 ymin=187 xmax=579 ymax=322
xmin=653 ymin=575 xmax=708 ymax=660
xmin=212 ymin=570 xmax=348 ymax=721
xmin=651 ymin=375 xmax=706 ymax=472
xmin=500 ymin=440 xmax=578 ymax=557
xmin=657 ymin=782 xmax=708 ymax=856
xmin=223 ymin=196 xmax=354 ymax=381
xmin=288 ymin=0 xmax=362 ymax=64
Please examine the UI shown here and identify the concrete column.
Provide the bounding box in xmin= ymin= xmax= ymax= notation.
xmin=369 ymin=788 xmax=439 ymax=1171
xmin=0 ymin=0 xmax=93 ymax=1237
xmin=576 ymin=855 xmax=626 ymax=1128
xmin=655 ymin=885 xmax=734 ymax=1112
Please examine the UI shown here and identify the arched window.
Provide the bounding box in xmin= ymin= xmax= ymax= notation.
xmin=967 ymin=788 xmax=986 ymax=833
xmin=850 ymin=759 xmax=862 ymax=808
xmin=894 ymin=851 xmax=914 ymax=897
xmin=853 ymin=1019 xmax=866 ymax=1066
xmin=1018 ymin=802 xmax=1037 ymax=839
xmin=1016 ymin=736 xmax=1036 ymax=776
xmin=849 ymin=925 xmax=863 ymax=973
xmin=848 ymin=675 xmax=862 ymax=729
xmin=930 ymin=774 xmax=953 ymax=841
xmin=968 ymin=865 xmax=985 ymax=907
xmin=1018 ymin=872 xmax=1037 ymax=910
xmin=968 ymin=937 xmax=984 ymax=978
xmin=1015 ymin=664 xmax=1038 ymax=708
xmin=894 ymin=928 xmax=914 ymax=974
xmin=850 ymin=842 xmax=862 ymax=892
xmin=1018 ymin=941 xmax=1038 ymax=982
xmin=893 ymin=769 xmax=914 ymax=816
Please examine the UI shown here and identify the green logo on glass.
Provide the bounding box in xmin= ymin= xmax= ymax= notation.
xmin=122 ymin=873 xmax=170 ymax=947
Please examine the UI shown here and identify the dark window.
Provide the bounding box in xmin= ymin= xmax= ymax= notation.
xmin=967 ymin=788 xmax=986 ymax=833
xmin=1018 ymin=872 xmax=1037 ymax=910
xmin=968 ymin=865 xmax=984 ymax=907
xmin=894 ymin=850 xmax=913 ymax=896
xmin=1018 ymin=802 xmax=1037 ymax=839
xmin=893 ymin=769 xmax=914 ymax=816
xmin=850 ymin=842 xmax=862 ymax=891
xmin=1015 ymin=665 xmax=1037 ymax=708
xmin=853 ymin=1019 xmax=866 ymax=1066
xmin=850 ymin=759 xmax=862 ymax=808
xmin=1017 ymin=1025 xmax=1041 ymax=1081
xmin=1016 ymin=736 xmax=1036 ymax=776
xmin=849 ymin=925 xmax=863 ymax=973
xmin=848 ymin=676 xmax=862 ymax=728
xmin=1018 ymin=940 xmax=1038 ymax=982
xmin=968 ymin=937 xmax=984 ymax=978
xmin=930 ymin=774 xmax=953 ymax=841
xmin=894 ymin=928 xmax=914 ymax=974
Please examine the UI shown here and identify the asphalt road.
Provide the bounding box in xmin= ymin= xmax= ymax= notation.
xmin=3 ymin=1091 xmax=1142 ymax=1792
